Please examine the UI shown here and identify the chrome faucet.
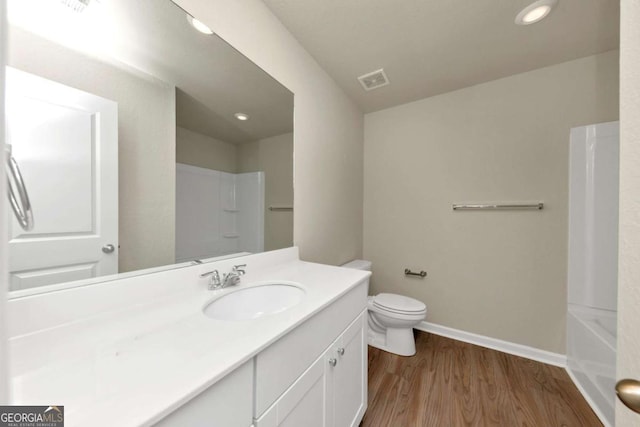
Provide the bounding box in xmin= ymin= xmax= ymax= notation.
xmin=222 ymin=264 xmax=246 ymax=288
xmin=200 ymin=270 xmax=221 ymax=290
xmin=200 ymin=264 xmax=246 ymax=290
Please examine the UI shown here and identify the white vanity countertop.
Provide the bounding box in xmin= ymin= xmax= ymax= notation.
xmin=8 ymin=248 xmax=370 ymax=426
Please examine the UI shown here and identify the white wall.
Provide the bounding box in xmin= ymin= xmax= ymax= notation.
xmin=8 ymin=28 xmax=176 ymax=273
xmin=174 ymin=0 xmax=364 ymax=265
xmin=617 ymin=1 xmax=640 ymax=424
xmin=238 ymin=133 xmax=294 ymax=251
xmin=364 ymin=51 xmax=619 ymax=354
xmin=177 ymin=126 xmax=238 ymax=173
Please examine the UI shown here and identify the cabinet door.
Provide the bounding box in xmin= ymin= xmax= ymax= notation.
xmin=329 ymin=311 xmax=367 ymax=427
xmin=255 ymin=353 xmax=328 ymax=427
xmin=155 ymin=360 xmax=253 ymax=427
xmin=255 ymin=282 xmax=367 ymax=416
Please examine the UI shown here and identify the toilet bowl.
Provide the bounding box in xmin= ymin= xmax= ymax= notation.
xmin=341 ymin=260 xmax=427 ymax=356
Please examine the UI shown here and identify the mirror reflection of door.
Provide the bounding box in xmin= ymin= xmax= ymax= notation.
xmin=6 ymin=67 xmax=118 ymax=291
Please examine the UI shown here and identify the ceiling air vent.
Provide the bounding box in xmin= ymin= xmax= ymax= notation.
xmin=357 ymin=68 xmax=390 ymax=91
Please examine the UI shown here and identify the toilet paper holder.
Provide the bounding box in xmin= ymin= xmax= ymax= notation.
xmin=404 ymin=268 xmax=427 ymax=278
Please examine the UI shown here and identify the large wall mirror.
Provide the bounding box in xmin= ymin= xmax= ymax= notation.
xmin=6 ymin=0 xmax=294 ymax=296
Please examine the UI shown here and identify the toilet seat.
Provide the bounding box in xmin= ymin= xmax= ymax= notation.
xmin=372 ymin=293 xmax=426 ymax=315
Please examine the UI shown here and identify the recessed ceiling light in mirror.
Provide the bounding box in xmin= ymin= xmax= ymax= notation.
xmin=186 ymin=14 xmax=213 ymax=35
xmin=59 ymin=0 xmax=91 ymax=13
xmin=515 ymin=0 xmax=557 ymax=25
xmin=234 ymin=113 xmax=250 ymax=121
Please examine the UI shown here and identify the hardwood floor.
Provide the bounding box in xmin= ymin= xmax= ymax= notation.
xmin=362 ymin=331 xmax=602 ymax=427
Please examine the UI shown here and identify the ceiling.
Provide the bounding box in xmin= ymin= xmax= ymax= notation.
xmin=8 ymin=0 xmax=294 ymax=143
xmin=262 ymin=0 xmax=619 ymax=113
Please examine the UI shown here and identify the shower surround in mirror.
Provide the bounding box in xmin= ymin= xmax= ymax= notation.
xmin=6 ymin=0 xmax=294 ymax=294
xmin=176 ymin=127 xmax=294 ymax=253
xmin=176 ymin=165 xmax=264 ymax=262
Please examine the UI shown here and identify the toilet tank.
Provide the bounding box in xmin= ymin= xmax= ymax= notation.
xmin=341 ymin=259 xmax=372 ymax=271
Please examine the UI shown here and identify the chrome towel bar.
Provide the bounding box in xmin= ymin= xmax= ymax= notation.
xmin=452 ymin=203 xmax=543 ymax=211
xmin=269 ymin=206 xmax=293 ymax=211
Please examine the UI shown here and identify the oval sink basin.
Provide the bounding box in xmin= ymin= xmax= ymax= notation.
xmin=203 ymin=282 xmax=305 ymax=321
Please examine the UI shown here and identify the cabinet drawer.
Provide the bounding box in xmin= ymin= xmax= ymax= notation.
xmin=155 ymin=360 xmax=253 ymax=427
xmin=255 ymin=280 xmax=368 ymax=416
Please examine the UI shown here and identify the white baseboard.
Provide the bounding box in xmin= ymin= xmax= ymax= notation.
xmin=415 ymin=321 xmax=567 ymax=368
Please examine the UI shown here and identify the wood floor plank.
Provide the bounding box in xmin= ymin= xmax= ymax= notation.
xmin=362 ymin=331 xmax=602 ymax=427
xmin=475 ymin=346 xmax=519 ymax=426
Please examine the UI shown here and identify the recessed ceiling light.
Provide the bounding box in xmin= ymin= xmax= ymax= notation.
xmin=515 ymin=0 xmax=557 ymax=25
xmin=234 ymin=113 xmax=250 ymax=121
xmin=186 ymin=14 xmax=213 ymax=35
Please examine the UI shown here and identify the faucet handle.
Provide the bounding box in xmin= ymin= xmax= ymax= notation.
xmin=200 ymin=270 xmax=218 ymax=278
xmin=233 ymin=264 xmax=247 ymax=275
xmin=200 ymin=270 xmax=221 ymax=289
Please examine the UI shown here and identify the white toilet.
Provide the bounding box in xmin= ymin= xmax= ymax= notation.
xmin=342 ymin=260 xmax=427 ymax=356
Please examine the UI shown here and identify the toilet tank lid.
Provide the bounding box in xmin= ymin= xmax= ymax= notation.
xmin=341 ymin=259 xmax=372 ymax=271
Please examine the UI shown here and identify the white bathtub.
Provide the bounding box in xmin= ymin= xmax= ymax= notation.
xmin=567 ymin=304 xmax=616 ymax=427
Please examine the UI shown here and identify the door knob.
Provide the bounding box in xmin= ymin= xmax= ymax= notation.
xmin=328 ymin=358 xmax=337 ymax=367
xmin=337 ymin=348 xmax=345 ymax=356
xmin=616 ymin=379 xmax=640 ymax=413
xmin=102 ymin=244 xmax=116 ymax=254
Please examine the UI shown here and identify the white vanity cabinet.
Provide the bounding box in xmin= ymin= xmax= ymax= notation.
xmin=156 ymin=278 xmax=369 ymax=427
xmin=9 ymin=246 xmax=371 ymax=427
xmin=255 ymin=311 xmax=367 ymax=427
xmin=253 ymin=278 xmax=368 ymax=427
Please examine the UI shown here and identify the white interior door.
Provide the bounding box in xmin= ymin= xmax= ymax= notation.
xmin=617 ymin=1 xmax=640 ymax=425
xmin=6 ymin=67 xmax=118 ymax=291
